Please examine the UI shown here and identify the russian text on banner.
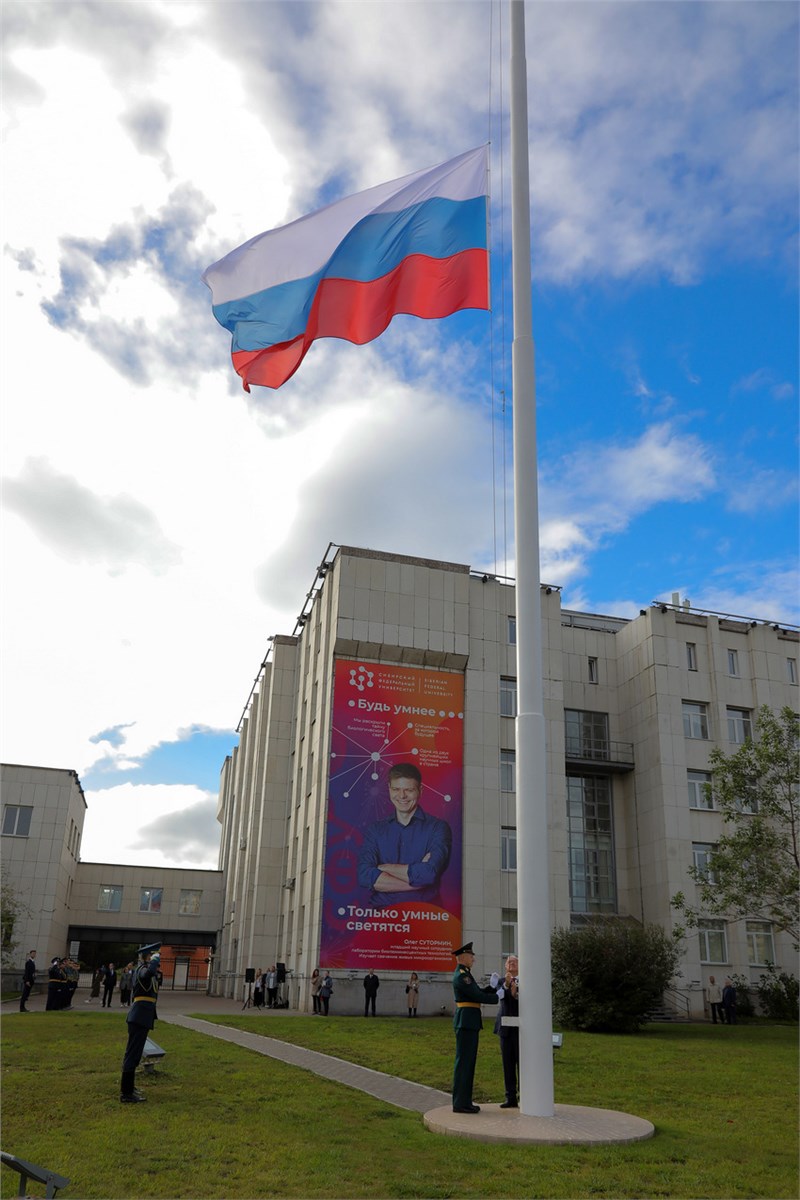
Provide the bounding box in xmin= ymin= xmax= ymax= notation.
xmin=202 ymin=146 xmax=490 ymax=390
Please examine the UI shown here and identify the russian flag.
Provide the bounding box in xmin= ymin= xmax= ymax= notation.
xmin=202 ymin=146 xmax=490 ymax=391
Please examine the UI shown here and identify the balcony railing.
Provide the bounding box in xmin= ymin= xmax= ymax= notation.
xmin=565 ymin=737 xmax=634 ymax=771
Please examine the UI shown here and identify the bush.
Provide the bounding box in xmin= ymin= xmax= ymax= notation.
xmin=756 ymin=965 xmax=799 ymax=1022
xmin=551 ymin=919 xmax=682 ymax=1033
xmin=729 ymin=972 xmax=756 ymax=1019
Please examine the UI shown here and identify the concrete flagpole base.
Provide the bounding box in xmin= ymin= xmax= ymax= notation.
xmin=423 ymin=1102 xmax=655 ymax=1145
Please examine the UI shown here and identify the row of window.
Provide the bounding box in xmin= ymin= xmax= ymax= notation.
xmin=501 ymin=908 xmax=777 ymax=967
xmin=686 ymin=641 xmax=797 ymax=684
xmin=98 ymin=885 xmax=203 ymax=915
xmin=501 ymin=751 xmax=734 ymax=815
xmin=698 ymin=919 xmax=775 ymax=965
xmin=683 ymin=702 xmax=752 ymax=744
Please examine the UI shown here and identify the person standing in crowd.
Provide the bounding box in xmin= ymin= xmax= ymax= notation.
xmin=492 ymin=954 xmax=520 ymax=1108
xmin=706 ymin=976 xmax=723 ymax=1025
xmin=64 ymin=957 xmax=79 ymax=1008
xmin=119 ymin=963 xmax=134 ymax=1007
xmin=20 ymin=949 xmax=36 ymax=1012
xmin=265 ymin=965 xmax=278 ymax=1008
xmin=722 ymin=978 xmax=737 ymax=1025
xmin=87 ymin=963 xmax=103 ymax=1003
xmin=46 ymin=957 xmax=66 ymax=1011
xmin=451 ymin=941 xmax=498 ymax=1114
xmin=405 ymin=972 xmax=419 ymax=1017
xmin=319 ymin=971 xmax=333 ymax=1016
xmin=363 ymin=969 xmax=380 ymax=1017
xmin=120 ymin=942 xmax=161 ymax=1103
xmin=310 ymin=968 xmax=322 ymax=1014
xmin=102 ymin=963 xmax=117 ymax=1008
xmin=253 ymin=968 xmax=264 ymax=1009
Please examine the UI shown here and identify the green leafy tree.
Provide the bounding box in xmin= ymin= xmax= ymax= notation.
xmin=1 ymin=874 xmax=27 ymax=971
xmin=755 ymin=965 xmax=799 ymax=1022
xmin=551 ymin=919 xmax=682 ymax=1033
xmin=672 ymin=706 xmax=799 ymax=949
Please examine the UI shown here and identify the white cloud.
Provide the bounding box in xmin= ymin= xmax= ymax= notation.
xmin=81 ymin=783 xmax=219 ymax=869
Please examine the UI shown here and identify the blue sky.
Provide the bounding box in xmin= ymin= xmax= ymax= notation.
xmin=2 ymin=1 xmax=797 ymax=867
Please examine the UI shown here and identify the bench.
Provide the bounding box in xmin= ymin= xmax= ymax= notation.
xmin=1 ymin=1151 xmax=70 ymax=1198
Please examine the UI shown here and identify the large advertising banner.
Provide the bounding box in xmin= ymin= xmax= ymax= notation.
xmin=320 ymin=659 xmax=464 ymax=972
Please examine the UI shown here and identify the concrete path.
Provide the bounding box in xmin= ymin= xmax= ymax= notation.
xmin=162 ymin=1013 xmax=450 ymax=1114
xmin=161 ymin=1009 xmax=654 ymax=1146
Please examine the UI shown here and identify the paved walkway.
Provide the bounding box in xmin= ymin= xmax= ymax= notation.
xmin=162 ymin=1013 xmax=450 ymax=1114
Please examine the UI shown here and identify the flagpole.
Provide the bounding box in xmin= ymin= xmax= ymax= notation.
xmin=510 ymin=0 xmax=554 ymax=1117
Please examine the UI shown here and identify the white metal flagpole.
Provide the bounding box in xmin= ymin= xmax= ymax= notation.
xmin=510 ymin=0 xmax=555 ymax=1117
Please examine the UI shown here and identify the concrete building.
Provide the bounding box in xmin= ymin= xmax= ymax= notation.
xmin=1 ymin=763 xmax=223 ymax=988
xmin=213 ymin=545 xmax=798 ymax=1017
xmin=3 ymin=544 xmax=796 ymax=1016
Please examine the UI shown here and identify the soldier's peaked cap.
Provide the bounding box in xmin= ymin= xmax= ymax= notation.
xmin=453 ymin=942 xmax=474 ymax=956
xmin=137 ymin=941 xmax=161 ymax=956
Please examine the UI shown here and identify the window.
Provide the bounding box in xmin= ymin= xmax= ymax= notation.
xmin=508 ymin=616 xmax=517 ymax=646
xmin=687 ymin=770 xmax=714 ymax=810
xmin=564 ymin=710 xmax=609 ymax=761
xmin=686 ymin=643 xmax=697 ymax=671
xmin=788 ymin=658 xmax=797 ymax=685
xmin=501 ymin=826 xmax=517 ymax=871
xmin=727 ymin=649 xmax=739 ymax=677
xmin=698 ymin=920 xmax=727 ymax=963
xmin=727 ymin=707 xmax=752 ymax=745
xmin=501 ymin=908 xmax=518 ymax=956
xmin=139 ymin=887 xmax=163 ymax=914
xmin=500 ymin=749 xmax=516 ymax=793
xmin=567 ymin=775 xmax=616 ymax=914
xmin=588 ymin=657 xmax=598 ymax=684
xmin=682 ymin=701 xmax=709 ymax=739
xmin=2 ymin=805 xmax=32 ymax=837
xmin=179 ymin=889 xmax=202 ymax=915
xmin=98 ymin=886 xmax=122 ymax=912
xmin=500 ymin=677 xmax=517 ymax=718
xmin=746 ymin=921 xmax=775 ymax=966
xmin=692 ymin=842 xmax=717 ymax=883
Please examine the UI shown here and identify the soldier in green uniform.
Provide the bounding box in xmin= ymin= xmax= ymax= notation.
xmin=451 ymin=941 xmax=498 ymax=1113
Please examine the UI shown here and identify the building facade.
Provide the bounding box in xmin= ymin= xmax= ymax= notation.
xmin=1 ymin=763 xmax=223 ymax=987
xmin=213 ymin=545 xmax=798 ymax=1017
xmin=4 ymin=545 xmax=796 ymax=1016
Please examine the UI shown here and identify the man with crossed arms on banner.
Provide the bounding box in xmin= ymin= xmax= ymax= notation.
xmin=357 ymin=763 xmax=451 ymax=909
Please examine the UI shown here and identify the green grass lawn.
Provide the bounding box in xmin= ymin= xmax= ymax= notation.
xmin=1 ymin=1011 xmax=796 ymax=1199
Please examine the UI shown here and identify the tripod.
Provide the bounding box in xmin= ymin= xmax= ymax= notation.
xmin=241 ymin=982 xmax=253 ymax=1011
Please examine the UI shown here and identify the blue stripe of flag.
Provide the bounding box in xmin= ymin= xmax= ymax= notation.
xmin=212 ymin=195 xmax=487 ymax=353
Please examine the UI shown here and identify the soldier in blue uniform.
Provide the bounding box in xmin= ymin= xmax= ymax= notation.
xmin=119 ymin=941 xmax=161 ymax=1103
xmin=451 ymin=941 xmax=498 ymax=1113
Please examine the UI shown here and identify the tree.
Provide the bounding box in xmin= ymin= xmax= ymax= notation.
xmin=672 ymin=705 xmax=799 ymax=950
xmin=1 ymin=873 xmax=27 ymax=970
xmin=551 ymin=919 xmax=682 ymax=1033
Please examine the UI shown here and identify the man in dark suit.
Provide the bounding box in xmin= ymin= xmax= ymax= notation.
xmin=451 ymin=941 xmax=498 ymax=1114
xmin=102 ymin=962 xmax=117 ymax=1008
xmin=20 ymin=950 xmax=36 ymax=1012
xmin=363 ymin=969 xmax=380 ymax=1016
xmin=120 ymin=943 xmax=161 ymax=1103
xmin=492 ymin=954 xmax=520 ymax=1108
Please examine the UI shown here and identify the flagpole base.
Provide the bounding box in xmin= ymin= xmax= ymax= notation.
xmin=423 ymin=1102 xmax=654 ymax=1145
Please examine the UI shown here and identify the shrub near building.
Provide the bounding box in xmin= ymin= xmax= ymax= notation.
xmin=551 ymin=920 xmax=682 ymax=1033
